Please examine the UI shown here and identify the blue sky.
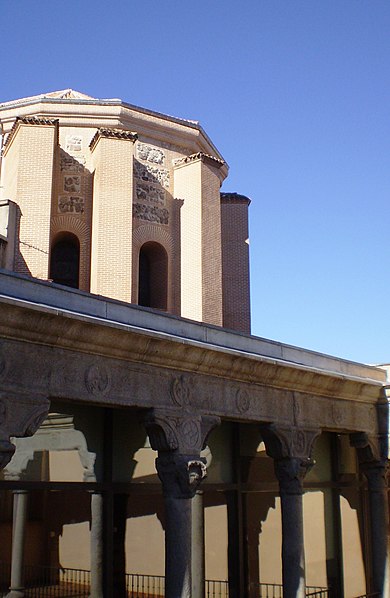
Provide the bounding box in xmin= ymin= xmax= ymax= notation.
xmin=2 ymin=0 xmax=390 ymax=364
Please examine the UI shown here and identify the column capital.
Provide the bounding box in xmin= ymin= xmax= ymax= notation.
xmin=156 ymin=453 xmax=207 ymax=499
xmin=143 ymin=408 xmax=220 ymax=455
xmin=350 ymin=432 xmax=389 ymax=490
xmin=143 ymin=409 xmax=220 ymax=499
xmin=260 ymin=424 xmax=320 ymax=495
xmin=0 ymin=392 xmax=50 ymax=469
xmin=259 ymin=423 xmax=320 ymax=461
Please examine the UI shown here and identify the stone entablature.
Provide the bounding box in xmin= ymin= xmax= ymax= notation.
xmin=0 ymin=272 xmax=385 ymax=446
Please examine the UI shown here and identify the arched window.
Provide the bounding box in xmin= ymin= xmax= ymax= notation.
xmin=50 ymin=233 xmax=80 ymax=289
xmin=138 ymin=242 xmax=168 ymax=310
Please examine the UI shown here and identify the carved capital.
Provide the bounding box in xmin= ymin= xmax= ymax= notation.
xmin=350 ymin=431 xmax=382 ymax=462
xmin=156 ymin=453 xmax=207 ymax=499
xmin=0 ymin=392 xmax=50 ymax=470
xmin=274 ymin=457 xmax=312 ymax=495
xmin=260 ymin=423 xmax=320 ymax=461
xmin=260 ymin=424 xmax=319 ymax=495
xmin=350 ymin=432 xmax=389 ymax=491
xmin=143 ymin=409 xmax=220 ymax=455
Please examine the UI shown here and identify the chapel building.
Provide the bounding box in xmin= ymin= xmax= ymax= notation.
xmin=0 ymin=90 xmax=388 ymax=598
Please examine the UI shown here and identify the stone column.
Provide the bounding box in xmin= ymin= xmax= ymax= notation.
xmin=144 ymin=402 xmax=220 ymax=598
xmin=191 ymin=490 xmax=205 ymax=598
xmin=351 ymin=433 xmax=390 ymax=598
xmin=90 ymin=492 xmax=104 ymax=598
xmin=7 ymin=490 xmax=29 ymax=598
xmin=260 ymin=424 xmax=320 ymax=598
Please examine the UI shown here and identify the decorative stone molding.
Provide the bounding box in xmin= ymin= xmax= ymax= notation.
xmin=173 ymin=152 xmax=225 ymax=170
xmin=0 ymin=392 xmax=50 ymax=470
xmin=89 ymin=128 xmax=138 ymax=152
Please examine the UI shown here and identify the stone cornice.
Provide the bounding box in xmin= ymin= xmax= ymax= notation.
xmin=173 ymin=152 xmax=225 ymax=170
xmin=89 ymin=127 xmax=138 ymax=152
xmin=0 ymin=282 xmax=385 ymax=407
xmin=220 ymin=192 xmax=251 ymax=205
xmin=2 ymin=116 xmax=59 ymax=156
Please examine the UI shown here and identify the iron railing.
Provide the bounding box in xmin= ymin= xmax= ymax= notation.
xmin=258 ymin=583 xmax=329 ymax=598
xmin=126 ymin=572 xmax=165 ymax=597
xmin=0 ymin=564 xmax=331 ymax=597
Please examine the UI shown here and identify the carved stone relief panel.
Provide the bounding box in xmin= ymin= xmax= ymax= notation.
xmin=63 ymin=175 xmax=81 ymax=193
xmin=134 ymin=161 xmax=170 ymax=188
xmin=58 ymin=196 xmax=85 ymax=214
xmin=137 ymin=143 xmax=165 ymax=165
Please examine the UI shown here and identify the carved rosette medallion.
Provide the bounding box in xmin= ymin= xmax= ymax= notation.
xmin=171 ymin=376 xmax=192 ymax=408
xmin=292 ymin=429 xmax=306 ymax=456
xmin=179 ymin=419 xmax=200 ymax=448
xmin=85 ymin=365 xmax=111 ymax=395
xmin=235 ymin=388 xmax=250 ymax=414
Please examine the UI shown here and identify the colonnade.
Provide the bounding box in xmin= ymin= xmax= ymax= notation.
xmin=0 ymin=403 xmax=389 ymax=598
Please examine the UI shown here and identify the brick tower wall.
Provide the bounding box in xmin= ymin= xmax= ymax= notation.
xmin=90 ymin=133 xmax=135 ymax=302
xmin=220 ymin=193 xmax=251 ymax=333
xmin=2 ymin=120 xmax=57 ymax=280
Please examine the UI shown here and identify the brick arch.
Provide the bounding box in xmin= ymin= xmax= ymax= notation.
xmin=132 ymin=225 xmax=174 ymax=254
xmin=50 ymin=216 xmax=91 ymax=291
xmin=132 ymin=225 xmax=177 ymax=313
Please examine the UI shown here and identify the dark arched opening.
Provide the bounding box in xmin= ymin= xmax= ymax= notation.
xmin=138 ymin=242 xmax=168 ymax=310
xmin=50 ymin=232 xmax=80 ymax=289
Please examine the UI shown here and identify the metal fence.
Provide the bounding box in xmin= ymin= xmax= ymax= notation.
xmin=0 ymin=565 xmax=330 ymax=597
xmin=126 ymin=572 xmax=165 ymax=597
xmin=258 ymin=583 xmax=329 ymax=598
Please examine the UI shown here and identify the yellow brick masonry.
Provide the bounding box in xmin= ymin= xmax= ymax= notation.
xmin=90 ymin=132 xmax=135 ymax=301
xmin=174 ymin=157 xmax=223 ymax=326
xmin=201 ymin=162 xmax=223 ymax=326
xmin=174 ymin=159 xmax=203 ymax=322
xmin=2 ymin=121 xmax=57 ymax=279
